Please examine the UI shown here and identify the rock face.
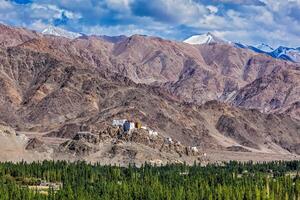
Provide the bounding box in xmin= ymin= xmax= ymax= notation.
xmin=60 ymin=140 xmax=94 ymax=157
xmin=1 ymin=23 xmax=298 ymax=118
xmin=0 ymin=24 xmax=40 ymax=47
xmin=25 ymin=138 xmax=45 ymax=150
xmin=232 ymin=67 xmax=300 ymax=120
xmin=45 ymin=124 xmax=82 ymax=138
xmin=0 ymin=23 xmax=299 ymax=164
xmin=216 ymin=115 xmax=260 ymax=149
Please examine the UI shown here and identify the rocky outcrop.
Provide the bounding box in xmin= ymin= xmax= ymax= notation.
xmin=45 ymin=124 xmax=81 ymax=138
xmin=0 ymin=24 xmax=40 ymax=47
xmin=216 ymin=115 xmax=260 ymax=149
xmin=73 ymin=132 xmax=99 ymax=144
xmin=0 ymin=124 xmax=17 ymax=136
xmin=59 ymin=140 xmax=94 ymax=157
xmin=109 ymin=145 xmax=138 ymax=160
xmin=25 ymin=138 xmax=45 ymax=151
xmin=232 ymin=67 xmax=300 ymax=120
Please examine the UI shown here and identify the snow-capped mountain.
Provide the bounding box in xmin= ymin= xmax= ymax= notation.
xmin=269 ymin=46 xmax=300 ymax=62
xmin=42 ymin=26 xmax=82 ymax=39
xmin=254 ymin=43 xmax=274 ymax=53
xmin=234 ymin=42 xmax=300 ymax=63
xmin=184 ymin=32 xmax=228 ymax=45
xmin=247 ymin=45 xmax=300 ymax=62
xmin=246 ymin=44 xmax=274 ymax=55
xmin=235 ymin=42 xmax=274 ymax=53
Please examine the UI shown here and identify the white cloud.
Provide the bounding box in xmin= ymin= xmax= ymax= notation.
xmin=82 ymin=17 xmax=175 ymax=38
xmin=134 ymin=0 xmax=208 ymax=24
xmin=189 ymin=1 xmax=300 ymax=46
xmin=105 ymin=0 xmax=133 ymax=11
xmin=83 ymin=24 xmax=151 ymax=36
xmin=0 ymin=0 xmax=13 ymax=9
xmin=1 ymin=0 xmax=300 ymax=47
xmin=206 ymin=5 xmax=218 ymax=14
xmin=30 ymin=3 xmax=81 ymax=20
xmin=29 ymin=19 xmax=48 ymax=31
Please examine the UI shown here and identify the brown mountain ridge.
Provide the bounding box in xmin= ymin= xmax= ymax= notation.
xmin=0 ymin=24 xmax=299 ymax=165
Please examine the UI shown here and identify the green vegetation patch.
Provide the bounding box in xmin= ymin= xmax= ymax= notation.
xmin=0 ymin=160 xmax=299 ymax=199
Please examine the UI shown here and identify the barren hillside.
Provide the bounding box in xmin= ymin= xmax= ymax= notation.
xmin=0 ymin=24 xmax=299 ymax=164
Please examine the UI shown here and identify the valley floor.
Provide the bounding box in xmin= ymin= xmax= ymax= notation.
xmin=0 ymin=160 xmax=300 ymax=200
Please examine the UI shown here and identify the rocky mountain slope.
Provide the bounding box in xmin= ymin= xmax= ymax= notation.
xmin=5 ymin=26 xmax=298 ymax=118
xmin=0 ymin=24 xmax=299 ymax=164
xmin=186 ymin=33 xmax=300 ymax=63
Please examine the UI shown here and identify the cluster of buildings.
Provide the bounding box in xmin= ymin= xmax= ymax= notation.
xmin=111 ymin=119 xmax=204 ymax=158
xmin=112 ymin=119 xmax=141 ymax=132
xmin=112 ymin=119 xmax=158 ymax=136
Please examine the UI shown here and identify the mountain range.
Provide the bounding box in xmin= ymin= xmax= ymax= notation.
xmin=184 ymin=33 xmax=300 ymax=63
xmin=41 ymin=26 xmax=300 ymax=63
xmin=0 ymin=24 xmax=299 ymax=165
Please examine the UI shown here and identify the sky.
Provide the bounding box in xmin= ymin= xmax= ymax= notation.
xmin=1 ymin=0 xmax=300 ymax=47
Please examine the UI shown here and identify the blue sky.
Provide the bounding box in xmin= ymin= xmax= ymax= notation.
xmin=1 ymin=0 xmax=300 ymax=47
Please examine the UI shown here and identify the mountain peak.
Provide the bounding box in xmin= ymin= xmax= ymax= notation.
xmin=255 ymin=43 xmax=274 ymax=52
xmin=235 ymin=42 xmax=300 ymax=63
xmin=183 ymin=32 xmax=227 ymax=45
xmin=42 ymin=25 xmax=82 ymax=39
xmin=206 ymin=32 xmax=214 ymax=36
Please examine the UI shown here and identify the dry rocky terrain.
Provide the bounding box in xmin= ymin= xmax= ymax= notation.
xmin=0 ymin=24 xmax=299 ymax=165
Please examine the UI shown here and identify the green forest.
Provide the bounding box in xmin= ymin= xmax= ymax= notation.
xmin=0 ymin=160 xmax=300 ymax=200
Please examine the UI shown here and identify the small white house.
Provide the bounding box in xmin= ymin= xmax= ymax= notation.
xmin=191 ymin=146 xmax=198 ymax=153
xmin=112 ymin=119 xmax=127 ymax=127
xmin=165 ymin=137 xmax=173 ymax=144
xmin=129 ymin=122 xmax=135 ymax=130
xmin=148 ymin=130 xmax=158 ymax=136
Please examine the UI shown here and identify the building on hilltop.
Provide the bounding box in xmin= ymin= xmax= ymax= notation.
xmin=112 ymin=119 xmax=127 ymax=127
